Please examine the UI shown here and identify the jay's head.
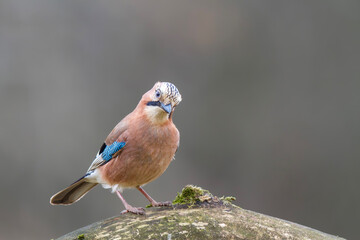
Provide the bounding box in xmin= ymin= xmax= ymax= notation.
xmin=143 ymin=82 xmax=182 ymax=123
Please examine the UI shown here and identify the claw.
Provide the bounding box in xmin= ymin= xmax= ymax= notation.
xmin=116 ymin=191 xmax=145 ymax=215
xmin=137 ymin=186 xmax=173 ymax=208
xmin=121 ymin=206 xmax=145 ymax=215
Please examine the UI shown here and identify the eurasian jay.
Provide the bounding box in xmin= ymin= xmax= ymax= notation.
xmin=50 ymin=82 xmax=182 ymax=215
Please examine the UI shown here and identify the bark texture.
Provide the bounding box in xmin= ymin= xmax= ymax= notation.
xmin=56 ymin=186 xmax=344 ymax=240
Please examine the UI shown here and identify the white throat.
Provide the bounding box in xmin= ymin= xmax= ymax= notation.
xmin=144 ymin=106 xmax=169 ymax=124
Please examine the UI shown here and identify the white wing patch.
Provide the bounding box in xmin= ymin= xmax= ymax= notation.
xmin=86 ymin=152 xmax=106 ymax=172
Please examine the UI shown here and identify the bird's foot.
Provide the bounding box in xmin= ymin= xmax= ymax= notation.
xmin=150 ymin=201 xmax=172 ymax=207
xmin=121 ymin=206 xmax=145 ymax=215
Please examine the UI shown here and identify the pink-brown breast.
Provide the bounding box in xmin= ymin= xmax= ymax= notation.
xmin=99 ymin=116 xmax=180 ymax=188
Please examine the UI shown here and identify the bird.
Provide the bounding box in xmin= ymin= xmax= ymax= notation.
xmin=50 ymin=82 xmax=182 ymax=215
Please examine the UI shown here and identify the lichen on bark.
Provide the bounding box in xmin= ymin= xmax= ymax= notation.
xmin=56 ymin=185 xmax=345 ymax=240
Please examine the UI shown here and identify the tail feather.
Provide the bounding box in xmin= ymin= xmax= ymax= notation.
xmin=50 ymin=178 xmax=97 ymax=205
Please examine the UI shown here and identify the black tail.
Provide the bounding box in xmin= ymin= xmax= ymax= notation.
xmin=50 ymin=178 xmax=97 ymax=205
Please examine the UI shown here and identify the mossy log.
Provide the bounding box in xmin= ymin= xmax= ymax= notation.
xmin=57 ymin=186 xmax=344 ymax=240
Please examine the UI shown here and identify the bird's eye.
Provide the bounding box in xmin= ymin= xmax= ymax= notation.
xmin=155 ymin=90 xmax=161 ymax=98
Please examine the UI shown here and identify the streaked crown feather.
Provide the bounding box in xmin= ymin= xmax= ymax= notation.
xmin=156 ymin=82 xmax=182 ymax=107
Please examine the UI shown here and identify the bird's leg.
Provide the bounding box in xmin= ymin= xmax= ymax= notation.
xmin=136 ymin=186 xmax=172 ymax=207
xmin=116 ymin=191 xmax=145 ymax=215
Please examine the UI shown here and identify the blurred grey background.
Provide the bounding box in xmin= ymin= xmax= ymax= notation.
xmin=0 ymin=0 xmax=359 ymax=239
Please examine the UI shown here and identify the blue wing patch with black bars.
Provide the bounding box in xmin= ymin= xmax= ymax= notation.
xmin=101 ymin=141 xmax=126 ymax=162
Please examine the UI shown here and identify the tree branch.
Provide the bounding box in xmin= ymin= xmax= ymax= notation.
xmin=56 ymin=185 xmax=344 ymax=240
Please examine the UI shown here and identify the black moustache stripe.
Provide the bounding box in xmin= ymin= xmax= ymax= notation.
xmin=146 ymin=101 xmax=161 ymax=107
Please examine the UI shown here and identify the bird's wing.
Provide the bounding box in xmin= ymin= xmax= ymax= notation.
xmin=86 ymin=117 xmax=130 ymax=172
xmin=105 ymin=115 xmax=129 ymax=145
xmin=87 ymin=141 xmax=126 ymax=172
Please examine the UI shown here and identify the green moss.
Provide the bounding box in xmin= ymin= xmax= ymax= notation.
xmin=220 ymin=196 xmax=236 ymax=203
xmin=77 ymin=233 xmax=85 ymax=239
xmin=172 ymin=185 xmax=210 ymax=205
xmin=145 ymin=204 xmax=152 ymax=208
